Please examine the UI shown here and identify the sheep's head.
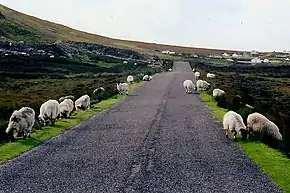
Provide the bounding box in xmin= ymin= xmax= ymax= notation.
xmin=239 ymin=128 xmax=248 ymax=140
xmin=60 ymin=110 xmax=69 ymax=119
xmin=38 ymin=115 xmax=49 ymax=126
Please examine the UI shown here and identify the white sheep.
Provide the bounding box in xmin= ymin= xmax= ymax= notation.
xmin=207 ymin=73 xmax=216 ymax=78
xmin=117 ymin=83 xmax=129 ymax=95
xmin=59 ymin=99 xmax=74 ymax=118
xmin=223 ymin=111 xmax=247 ymax=141
xmin=127 ymin=75 xmax=134 ymax=84
xmin=93 ymin=87 xmax=105 ymax=94
xmin=75 ymin=95 xmax=90 ymax=110
xmin=183 ymin=80 xmax=196 ymax=94
xmin=196 ymin=80 xmax=210 ymax=91
xmin=39 ymin=100 xmax=60 ymax=126
xmin=194 ymin=71 xmax=200 ymax=80
xmin=213 ymin=88 xmax=226 ymax=98
xmin=169 ymin=68 xmax=172 ymax=71
xmin=149 ymin=76 xmax=153 ymax=81
xmin=247 ymin=113 xmax=282 ymax=141
xmin=143 ymin=75 xmax=150 ymax=81
xmin=6 ymin=107 xmax=35 ymax=139
xmin=59 ymin=95 xmax=74 ymax=102
xmin=192 ymin=68 xmax=195 ymax=72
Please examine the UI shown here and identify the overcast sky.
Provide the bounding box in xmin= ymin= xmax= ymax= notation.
xmin=1 ymin=0 xmax=289 ymax=51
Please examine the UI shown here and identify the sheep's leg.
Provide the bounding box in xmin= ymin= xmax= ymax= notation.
xmin=225 ymin=130 xmax=229 ymax=138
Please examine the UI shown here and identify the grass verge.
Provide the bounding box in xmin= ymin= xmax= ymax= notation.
xmin=0 ymin=82 xmax=143 ymax=164
xmin=200 ymin=92 xmax=290 ymax=193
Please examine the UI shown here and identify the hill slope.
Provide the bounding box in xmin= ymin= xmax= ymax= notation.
xmin=0 ymin=4 xmax=239 ymax=55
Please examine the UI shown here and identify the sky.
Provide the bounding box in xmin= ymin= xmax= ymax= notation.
xmin=1 ymin=0 xmax=290 ymax=52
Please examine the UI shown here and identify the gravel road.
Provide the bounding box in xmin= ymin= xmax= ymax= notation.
xmin=0 ymin=62 xmax=282 ymax=193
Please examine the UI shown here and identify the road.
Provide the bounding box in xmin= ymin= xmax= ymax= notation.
xmin=0 ymin=62 xmax=282 ymax=193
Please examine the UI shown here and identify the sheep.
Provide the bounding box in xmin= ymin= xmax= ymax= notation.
xmin=143 ymin=75 xmax=149 ymax=81
xmin=194 ymin=71 xmax=200 ymax=80
xmin=207 ymin=73 xmax=216 ymax=78
xmin=38 ymin=100 xmax=60 ymax=126
xmin=59 ymin=95 xmax=74 ymax=102
xmin=183 ymin=80 xmax=196 ymax=94
xmin=93 ymin=87 xmax=105 ymax=94
xmin=192 ymin=68 xmax=195 ymax=72
xmin=196 ymin=80 xmax=210 ymax=91
xmin=59 ymin=99 xmax=74 ymax=118
xmin=213 ymin=88 xmax=227 ymax=108
xmin=127 ymin=75 xmax=134 ymax=84
xmin=92 ymin=87 xmax=106 ymax=101
xmin=223 ymin=111 xmax=247 ymax=141
xmin=75 ymin=95 xmax=90 ymax=110
xmin=149 ymin=76 xmax=153 ymax=81
xmin=169 ymin=68 xmax=172 ymax=71
xmin=117 ymin=83 xmax=129 ymax=95
xmin=247 ymin=112 xmax=282 ymax=141
xmin=6 ymin=107 xmax=35 ymax=140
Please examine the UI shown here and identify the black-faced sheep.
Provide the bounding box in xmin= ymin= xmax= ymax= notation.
xmin=247 ymin=112 xmax=282 ymax=141
xmin=117 ymin=83 xmax=129 ymax=95
xmin=75 ymin=95 xmax=90 ymax=110
xmin=196 ymin=80 xmax=210 ymax=91
xmin=39 ymin=100 xmax=60 ymax=126
xmin=127 ymin=75 xmax=134 ymax=84
xmin=59 ymin=99 xmax=74 ymax=118
xmin=59 ymin=95 xmax=74 ymax=102
xmin=194 ymin=71 xmax=200 ymax=80
xmin=6 ymin=107 xmax=35 ymax=140
xmin=183 ymin=80 xmax=196 ymax=94
xmin=223 ymin=111 xmax=247 ymax=141
xmin=143 ymin=75 xmax=150 ymax=81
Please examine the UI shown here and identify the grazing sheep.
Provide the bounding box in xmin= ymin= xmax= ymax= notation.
xmin=59 ymin=99 xmax=74 ymax=118
xmin=93 ymin=87 xmax=105 ymax=94
xmin=196 ymin=80 xmax=210 ymax=91
xmin=183 ymin=80 xmax=196 ymax=94
xmin=213 ymin=88 xmax=226 ymax=98
xmin=194 ymin=71 xmax=200 ymax=80
xmin=6 ymin=107 xmax=35 ymax=140
xmin=247 ymin=113 xmax=282 ymax=141
xmin=223 ymin=111 xmax=247 ymax=141
xmin=59 ymin=95 xmax=74 ymax=102
xmin=39 ymin=100 xmax=60 ymax=126
xmin=127 ymin=75 xmax=134 ymax=84
xmin=206 ymin=73 xmax=216 ymax=78
xmin=169 ymin=68 xmax=172 ymax=71
xmin=64 ymin=99 xmax=74 ymax=114
xmin=75 ymin=95 xmax=90 ymax=110
xmin=143 ymin=75 xmax=150 ymax=81
xmin=117 ymin=83 xmax=129 ymax=95
xmin=149 ymin=76 xmax=153 ymax=81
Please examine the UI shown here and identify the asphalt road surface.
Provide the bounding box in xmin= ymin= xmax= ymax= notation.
xmin=0 ymin=62 xmax=282 ymax=193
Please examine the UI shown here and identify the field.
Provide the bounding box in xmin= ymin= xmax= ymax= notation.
xmin=189 ymin=57 xmax=290 ymax=152
xmin=0 ymin=54 xmax=171 ymax=143
xmin=200 ymin=92 xmax=290 ymax=193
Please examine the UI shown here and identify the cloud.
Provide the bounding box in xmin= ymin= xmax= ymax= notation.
xmin=1 ymin=0 xmax=290 ymax=51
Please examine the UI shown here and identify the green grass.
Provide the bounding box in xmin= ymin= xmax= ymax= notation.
xmin=200 ymin=92 xmax=290 ymax=193
xmin=0 ymin=82 xmax=143 ymax=164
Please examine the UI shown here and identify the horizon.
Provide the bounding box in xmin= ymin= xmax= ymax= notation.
xmin=0 ymin=0 xmax=289 ymax=52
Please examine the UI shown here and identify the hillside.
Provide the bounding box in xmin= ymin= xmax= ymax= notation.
xmin=0 ymin=4 xmax=239 ymax=55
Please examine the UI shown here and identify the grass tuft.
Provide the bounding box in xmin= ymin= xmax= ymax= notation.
xmin=200 ymin=91 xmax=290 ymax=193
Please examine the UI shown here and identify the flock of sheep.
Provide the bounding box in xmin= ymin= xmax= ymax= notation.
xmin=183 ymin=68 xmax=283 ymax=142
xmin=5 ymin=74 xmax=153 ymax=141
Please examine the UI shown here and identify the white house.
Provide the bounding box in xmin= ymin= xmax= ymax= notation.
xmin=251 ymin=57 xmax=262 ymax=64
